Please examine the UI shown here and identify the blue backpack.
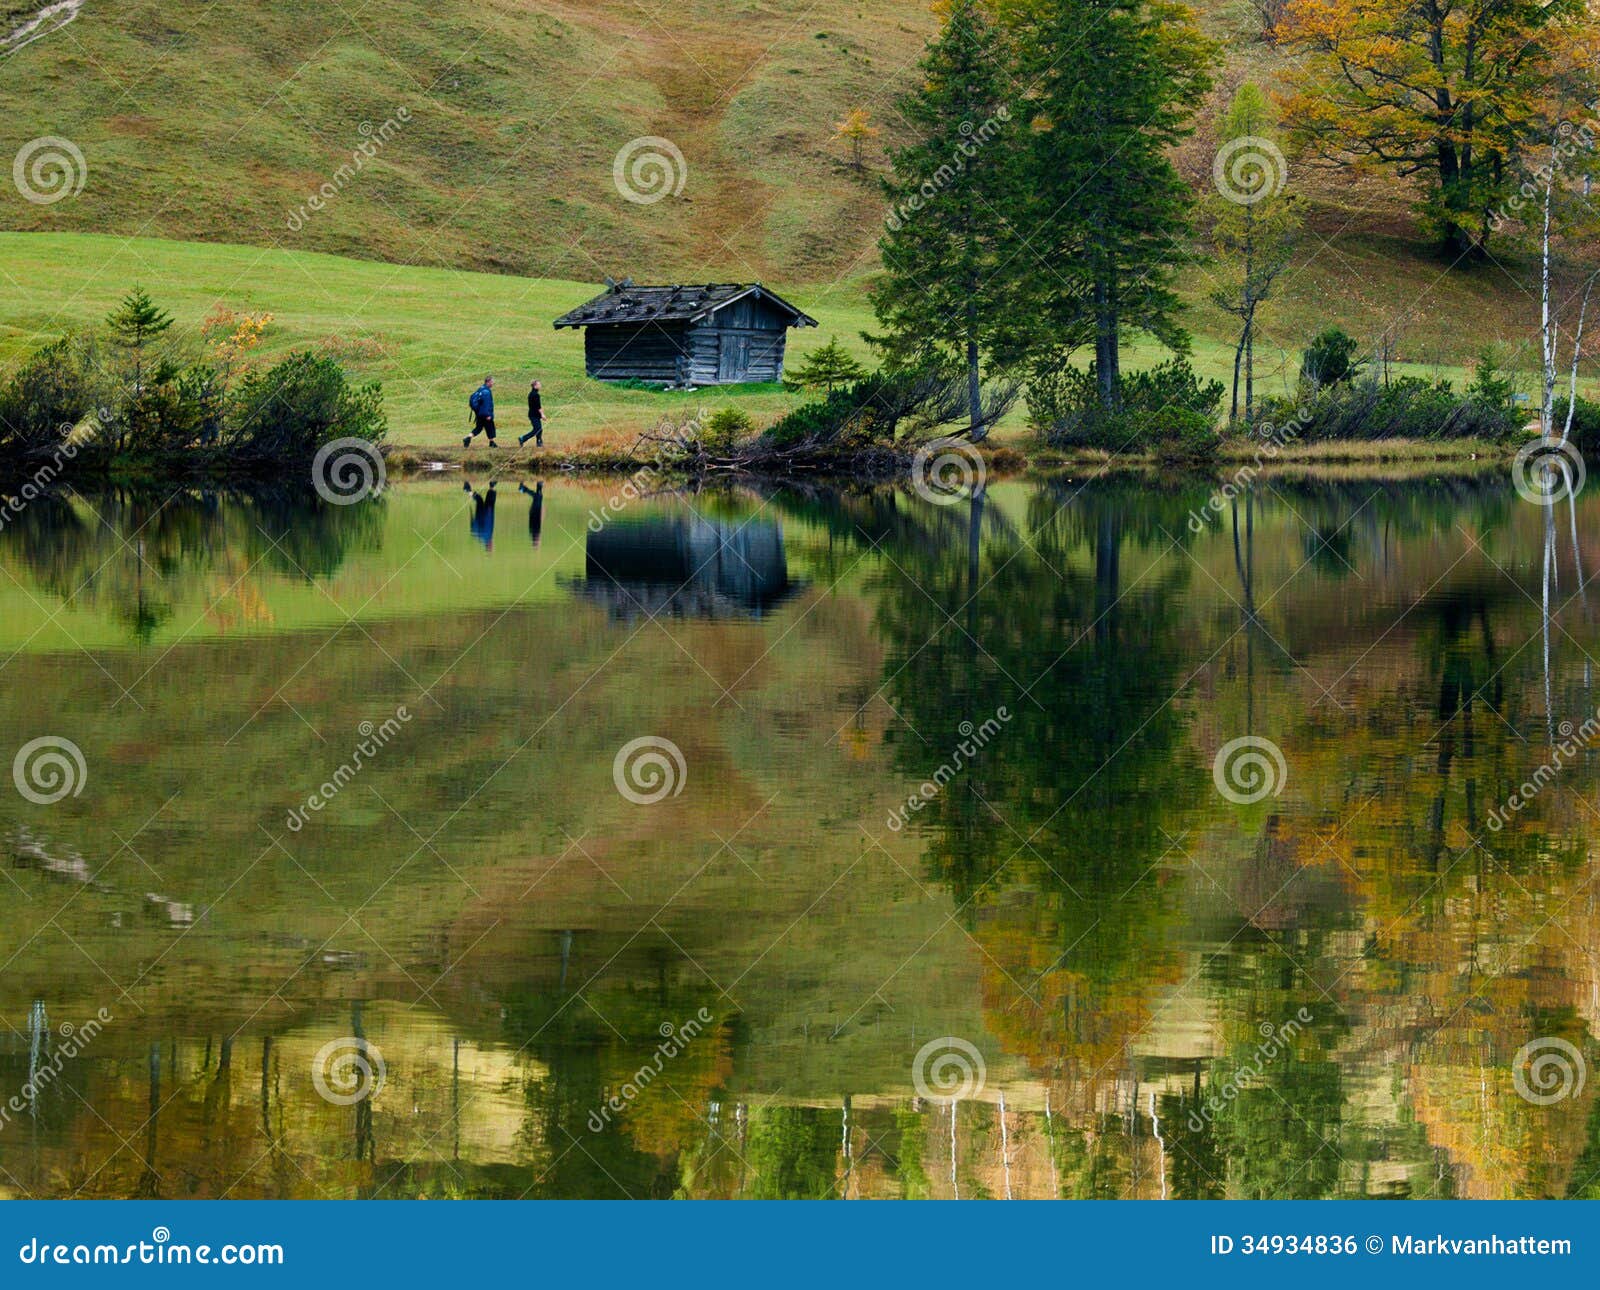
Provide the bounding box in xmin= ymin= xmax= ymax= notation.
xmin=469 ymin=385 xmax=488 ymax=416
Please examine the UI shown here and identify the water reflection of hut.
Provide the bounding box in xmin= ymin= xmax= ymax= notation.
xmin=570 ymin=516 xmax=798 ymax=620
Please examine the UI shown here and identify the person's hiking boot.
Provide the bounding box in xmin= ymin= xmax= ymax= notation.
xmin=462 ymin=435 xmax=472 ymax=448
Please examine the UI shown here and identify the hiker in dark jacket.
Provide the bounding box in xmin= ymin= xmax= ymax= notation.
xmin=519 ymin=480 xmax=543 ymax=547
xmin=465 ymin=376 xmax=497 ymax=447
xmin=519 ymin=380 xmax=545 ymax=447
xmin=464 ymin=479 xmax=497 ymax=551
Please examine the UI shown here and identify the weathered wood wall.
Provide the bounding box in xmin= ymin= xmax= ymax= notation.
xmin=582 ymin=294 xmax=795 ymax=385
xmin=584 ymin=322 xmax=691 ymax=383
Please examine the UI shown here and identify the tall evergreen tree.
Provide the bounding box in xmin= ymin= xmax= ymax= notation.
xmin=874 ymin=0 xmax=1020 ymax=440
xmin=1007 ymin=0 xmax=1215 ymax=408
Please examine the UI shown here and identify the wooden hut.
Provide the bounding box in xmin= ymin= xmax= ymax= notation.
xmin=553 ymin=280 xmax=817 ymax=386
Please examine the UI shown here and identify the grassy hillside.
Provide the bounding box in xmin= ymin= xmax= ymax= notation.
xmin=0 ymin=0 xmax=1575 ymax=422
xmin=0 ymin=0 xmax=935 ymax=284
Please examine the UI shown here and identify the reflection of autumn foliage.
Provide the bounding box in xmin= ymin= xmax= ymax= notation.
xmin=604 ymin=1020 xmax=736 ymax=1161
xmin=974 ymin=895 xmax=1185 ymax=1096
xmin=1406 ymin=971 xmax=1594 ymax=1198
xmin=1196 ymin=518 xmax=1600 ymax=1196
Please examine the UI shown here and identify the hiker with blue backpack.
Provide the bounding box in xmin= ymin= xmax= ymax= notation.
xmin=465 ymin=376 xmax=497 ymax=447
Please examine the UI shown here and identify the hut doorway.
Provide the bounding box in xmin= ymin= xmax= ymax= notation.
xmin=717 ymin=334 xmax=751 ymax=383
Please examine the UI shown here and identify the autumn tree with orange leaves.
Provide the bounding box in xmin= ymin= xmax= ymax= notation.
xmin=1276 ymin=0 xmax=1600 ymax=259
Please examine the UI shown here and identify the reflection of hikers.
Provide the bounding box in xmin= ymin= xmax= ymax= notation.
xmin=465 ymin=376 xmax=497 ymax=447
xmin=519 ymin=380 xmax=545 ymax=447
xmin=519 ymin=481 xmax=543 ymax=548
xmin=464 ymin=479 xmax=497 ymax=551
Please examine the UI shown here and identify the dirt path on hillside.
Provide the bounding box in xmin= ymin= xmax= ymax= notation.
xmin=638 ymin=31 xmax=776 ymax=278
xmin=534 ymin=0 xmax=778 ymax=278
xmin=1 ymin=0 xmax=81 ymax=56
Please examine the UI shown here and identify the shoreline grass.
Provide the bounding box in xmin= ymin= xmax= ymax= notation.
xmin=387 ymin=436 xmax=1511 ymax=485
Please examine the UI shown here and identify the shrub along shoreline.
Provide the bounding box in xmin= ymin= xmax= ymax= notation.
xmin=0 ymin=288 xmax=385 ymax=484
xmin=0 ymin=293 xmax=1550 ymax=493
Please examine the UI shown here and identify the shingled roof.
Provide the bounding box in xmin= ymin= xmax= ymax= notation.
xmin=553 ymin=282 xmax=817 ymax=329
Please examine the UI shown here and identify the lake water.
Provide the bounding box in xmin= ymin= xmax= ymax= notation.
xmin=1 ymin=469 xmax=1597 ymax=1199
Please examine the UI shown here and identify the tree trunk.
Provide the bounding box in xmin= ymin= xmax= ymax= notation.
xmin=966 ymin=308 xmax=985 ymax=442
xmin=1244 ymin=313 xmax=1255 ymax=424
xmin=1230 ymin=332 xmax=1244 ymax=423
xmin=1562 ymin=270 xmax=1599 ymax=444
xmin=1541 ymin=151 xmax=1556 ymax=435
xmin=1094 ymin=260 xmax=1120 ymax=409
xmin=1435 ymin=137 xmax=1479 ymax=258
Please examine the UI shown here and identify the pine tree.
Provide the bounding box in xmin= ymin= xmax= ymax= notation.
xmin=105 ymin=286 xmax=177 ymax=451
xmin=107 ymin=286 xmax=174 ymax=391
xmin=1008 ymin=0 xmax=1215 ymax=408
xmin=873 ymin=0 xmax=1021 ymax=439
xmin=1207 ymin=83 xmax=1300 ymax=424
xmin=786 ymin=336 xmax=867 ymax=392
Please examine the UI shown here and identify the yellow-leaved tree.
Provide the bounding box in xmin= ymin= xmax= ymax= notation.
xmin=1277 ymin=0 xmax=1600 ymax=258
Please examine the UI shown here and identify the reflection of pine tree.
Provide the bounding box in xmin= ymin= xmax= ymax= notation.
xmin=1161 ymin=1085 xmax=1224 ymax=1199
xmin=1565 ymin=1096 xmax=1600 ymax=1197
xmin=0 ymin=486 xmax=383 ymax=643
xmin=745 ymin=1107 xmax=840 ymax=1199
xmin=876 ymin=481 xmax=1206 ymax=961
xmin=1213 ymin=1053 xmax=1343 ymax=1198
xmin=1200 ymin=943 xmax=1351 ymax=1198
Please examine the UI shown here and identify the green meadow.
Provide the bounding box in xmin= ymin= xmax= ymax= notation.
xmin=0 ymin=232 xmax=889 ymax=450
xmin=1 ymin=231 xmax=1548 ymax=459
